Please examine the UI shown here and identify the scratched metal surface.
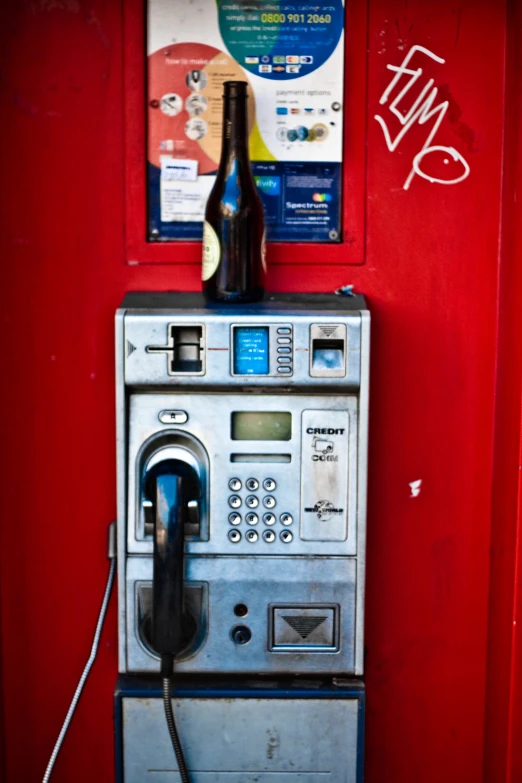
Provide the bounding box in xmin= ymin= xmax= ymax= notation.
xmin=0 ymin=1 xmax=508 ymax=783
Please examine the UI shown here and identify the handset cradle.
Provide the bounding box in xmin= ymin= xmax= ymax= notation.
xmin=148 ymin=459 xmax=199 ymax=781
xmin=148 ymin=459 xmax=199 ymax=673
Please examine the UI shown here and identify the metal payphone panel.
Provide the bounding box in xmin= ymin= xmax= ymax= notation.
xmin=115 ymin=293 xmax=369 ymax=779
xmin=127 ymin=392 xmax=359 ymax=556
xmin=125 ymin=555 xmax=356 ymax=673
xmin=117 ymin=680 xmax=364 ymax=783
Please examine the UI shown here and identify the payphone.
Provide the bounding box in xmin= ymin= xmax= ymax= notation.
xmin=115 ymin=292 xmax=369 ymax=782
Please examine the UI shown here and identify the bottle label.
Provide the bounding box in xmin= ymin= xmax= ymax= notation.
xmin=202 ymin=221 xmax=221 ymax=280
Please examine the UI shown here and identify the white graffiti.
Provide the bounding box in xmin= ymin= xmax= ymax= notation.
xmin=375 ymin=45 xmax=470 ymax=190
xmin=409 ymin=480 xmax=422 ymax=498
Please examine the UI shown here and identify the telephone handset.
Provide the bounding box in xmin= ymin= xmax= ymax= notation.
xmin=146 ymin=459 xmax=200 ymax=782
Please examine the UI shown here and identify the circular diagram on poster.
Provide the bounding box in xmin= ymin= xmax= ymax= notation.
xmin=185 ymin=94 xmax=208 ymax=117
xmin=148 ymin=42 xmax=255 ymax=174
xmin=159 ymin=93 xmax=183 ymax=116
xmin=186 ymin=70 xmax=208 ymax=92
xmin=185 ymin=118 xmax=208 ymax=141
xmin=218 ymin=0 xmax=344 ymax=80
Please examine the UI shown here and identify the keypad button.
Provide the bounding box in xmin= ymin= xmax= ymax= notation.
xmin=263 ymin=513 xmax=276 ymax=526
xmin=246 ymin=495 xmax=259 ymax=509
xmin=229 ymin=512 xmax=242 ymax=525
xmin=277 ymin=357 xmax=291 ymax=364
xmin=263 ymin=478 xmax=276 ymax=491
xmin=228 ymin=529 xmax=241 ymax=543
xmin=277 ymin=337 xmax=292 ymax=345
xmin=263 ymin=530 xmax=276 ymax=543
xmin=245 ymin=478 xmax=259 ymax=491
xmin=280 ymin=530 xmax=293 ymax=543
xmin=246 ymin=512 xmax=259 ymax=526
xmin=263 ymin=495 xmax=276 ymax=509
xmin=246 ymin=529 xmax=259 ymax=543
xmin=277 ymin=327 xmax=292 ymax=335
xmin=229 ymin=495 xmax=242 ymax=509
xmin=229 ymin=478 xmax=242 ymax=491
xmin=277 ymin=367 xmax=292 ymax=374
xmin=280 ymin=513 xmax=293 ymax=526
xmin=277 ymin=346 xmax=291 ymax=354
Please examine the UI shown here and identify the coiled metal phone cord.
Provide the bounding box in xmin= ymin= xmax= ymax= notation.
xmin=42 ymin=522 xmax=116 ymax=783
xmin=161 ymin=654 xmax=191 ymax=783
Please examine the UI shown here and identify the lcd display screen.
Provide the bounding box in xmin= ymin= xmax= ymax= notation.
xmin=231 ymin=412 xmax=292 ymax=441
xmin=233 ymin=327 xmax=269 ymax=375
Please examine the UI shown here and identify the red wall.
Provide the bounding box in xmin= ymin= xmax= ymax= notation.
xmin=0 ymin=1 xmax=518 ymax=782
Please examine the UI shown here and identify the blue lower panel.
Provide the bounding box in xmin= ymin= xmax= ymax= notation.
xmin=148 ymin=161 xmax=342 ymax=243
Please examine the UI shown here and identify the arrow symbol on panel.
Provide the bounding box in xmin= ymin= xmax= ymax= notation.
xmin=126 ymin=340 xmax=137 ymax=358
xmin=282 ymin=615 xmax=327 ymax=639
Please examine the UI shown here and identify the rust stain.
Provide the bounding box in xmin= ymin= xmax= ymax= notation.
xmin=437 ymin=83 xmax=476 ymax=154
xmin=454 ymin=7 xmax=463 ymax=49
xmin=266 ymin=727 xmax=280 ymax=760
xmin=431 ymin=536 xmax=457 ymax=616
xmin=31 ymin=0 xmax=80 ymax=11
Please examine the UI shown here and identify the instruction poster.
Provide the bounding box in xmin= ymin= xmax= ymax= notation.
xmin=147 ymin=1 xmax=345 ymax=242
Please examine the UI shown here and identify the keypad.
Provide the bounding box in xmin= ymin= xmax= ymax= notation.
xmin=227 ymin=477 xmax=294 ymax=544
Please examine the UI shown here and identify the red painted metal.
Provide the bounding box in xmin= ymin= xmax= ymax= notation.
xmin=0 ymin=1 xmax=516 ymax=783
xmin=483 ymin=1 xmax=522 ymax=781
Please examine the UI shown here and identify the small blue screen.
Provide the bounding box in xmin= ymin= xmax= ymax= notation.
xmin=233 ymin=327 xmax=269 ymax=375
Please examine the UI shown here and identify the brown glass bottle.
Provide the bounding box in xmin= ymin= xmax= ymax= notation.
xmin=202 ymin=81 xmax=266 ymax=303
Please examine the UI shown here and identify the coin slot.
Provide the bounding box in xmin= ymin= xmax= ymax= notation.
xmin=230 ymin=454 xmax=292 ymax=463
xmin=170 ymin=325 xmax=204 ymax=373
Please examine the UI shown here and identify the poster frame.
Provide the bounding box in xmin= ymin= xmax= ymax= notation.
xmin=123 ymin=0 xmax=368 ymax=265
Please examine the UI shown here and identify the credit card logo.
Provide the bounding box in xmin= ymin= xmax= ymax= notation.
xmin=300 ymin=55 xmax=314 ymax=64
xmin=286 ymin=55 xmax=299 ymax=64
xmin=245 ymin=56 xmax=259 ymax=64
xmin=313 ymin=193 xmax=333 ymax=202
xmin=273 ymin=55 xmax=285 ymax=64
xmin=273 ymin=65 xmax=285 ymax=72
xmin=304 ymin=107 xmax=315 ymax=114
xmin=259 ymin=64 xmax=272 ymax=73
xmin=286 ymin=65 xmax=300 ymax=73
xmin=276 ymin=107 xmax=289 ymax=115
xmin=290 ymin=107 xmax=301 ymax=114
xmin=261 ymin=55 xmax=271 ymax=63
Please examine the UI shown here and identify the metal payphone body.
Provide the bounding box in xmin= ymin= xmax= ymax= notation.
xmin=116 ymin=293 xmax=369 ymax=782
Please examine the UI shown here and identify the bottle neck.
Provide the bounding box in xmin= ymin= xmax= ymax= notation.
xmin=219 ymin=96 xmax=249 ymax=166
